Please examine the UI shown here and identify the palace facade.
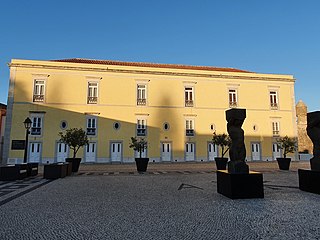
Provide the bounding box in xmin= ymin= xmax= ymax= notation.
xmin=2 ymin=58 xmax=297 ymax=164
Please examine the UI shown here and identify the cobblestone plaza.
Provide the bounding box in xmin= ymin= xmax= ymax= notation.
xmin=0 ymin=162 xmax=320 ymax=240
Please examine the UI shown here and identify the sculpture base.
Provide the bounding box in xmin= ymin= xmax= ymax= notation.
xmin=310 ymin=158 xmax=320 ymax=171
xmin=217 ymin=170 xmax=264 ymax=199
xmin=298 ymin=169 xmax=320 ymax=194
xmin=227 ymin=161 xmax=249 ymax=174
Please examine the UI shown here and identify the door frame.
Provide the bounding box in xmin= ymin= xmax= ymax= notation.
xmin=207 ymin=141 xmax=218 ymax=161
xmin=28 ymin=141 xmax=42 ymax=163
xmin=251 ymin=142 xmax=261 ymax=161
xmin=160 ymin=141 xmax=172 ymax=162
xmin=85 ymin=141 xmax=97 ymax=163
xmin=110 ymin=141 xmax=123 ymax=162
xmin=185 ymin=142 xmax=196 ymax=161
xmin=55 ymin=141 xmax=69 ymax=162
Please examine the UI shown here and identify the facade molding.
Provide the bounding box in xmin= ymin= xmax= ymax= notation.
xmin=9 ymin=63 xmax=295 ymax=83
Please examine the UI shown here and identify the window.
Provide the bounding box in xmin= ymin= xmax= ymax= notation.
xmin=185 ymin=87 xmax=194 ymax=107
xmin=87 ymin=82 xmax=98 ymax=104
xmin=33 ymin=80 xmax=45 ymax=102
xmin=229 ymin=89 xmax=237 ymax=108
xmin=186 ymin=119 xmax=194 ymax=136
xmin=137 ymin=85 xmax=147 ymax=105
xmin=87 ymin=117 xmax=97 ymax=136
xmin=270 ymin=91 xmax=278 ymax=109
xmin=30 ymin=116 xmax=43 ymax=136
xmin=137 ymin=119 xmax=146 ymax=136
xmin=272 ymin=122 xmax=280 ymax=136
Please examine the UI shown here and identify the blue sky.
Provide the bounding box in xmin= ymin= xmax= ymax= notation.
xmin=0 ymin=0 xmax=319 ymax=110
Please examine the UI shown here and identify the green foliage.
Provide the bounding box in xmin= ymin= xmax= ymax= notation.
xmin=212 ymin=132 xmax=232 ymax=158
xmin=276 ymin=135 xmax=297 ymax=158
xmin=129 ymin=137 xmax=147 ymax=158
xmin=59 ymin=128 xmax=89 ymax=158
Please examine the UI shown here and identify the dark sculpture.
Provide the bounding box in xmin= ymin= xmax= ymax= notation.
xmin=307 ymin=111 xmax=320 ymax=171
xmin=226 ymin=108 xmax=249 ymax=174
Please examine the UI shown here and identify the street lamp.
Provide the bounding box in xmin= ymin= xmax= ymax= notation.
xmin=23 ymin=117 xmax=32 ymax=163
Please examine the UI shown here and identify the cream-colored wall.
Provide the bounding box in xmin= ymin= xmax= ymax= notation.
xmin=7 ymin=59 xmax=296 ymax=163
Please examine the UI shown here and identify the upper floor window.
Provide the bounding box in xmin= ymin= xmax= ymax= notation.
xmin=33 ymin=80 xmax=45 ymax=102
xmin=87 ymin=82 xmax=98 ymax=104
xmin=270 ymin=91 xmax=278 ymax=109
xmin=137 ymin=119 xmax=147 ymax=136
xmin=186 ymin=119 xmax=194 ymax=136
xmin=87 ymin=117 xmax=97 ymax=136
xmin=137 ymin=84 xmax=147 ymax=106
xmin=272 ymin=121 xmax=280 ymax=136
xmin=229 ymin=89 xmax=237 ymax=108
xmin=185 ymin=87 xmax=194 ymax=107
xmin=30 ymin=115 xmax=43 ymax=136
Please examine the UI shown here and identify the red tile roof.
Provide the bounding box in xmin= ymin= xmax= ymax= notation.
xmin=51 ymin=58 xmax=251 ymax=73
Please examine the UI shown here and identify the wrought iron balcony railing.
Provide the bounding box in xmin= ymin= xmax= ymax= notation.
xmin=87 ymin=96 xmax=98 ymax=104
xmin=137 ymin=98 xmax=146 ymax=106
xmin=185 ymin=100 xmax=194 ymax=107
xmin=33 ymin=95 xmax=44 ymax=102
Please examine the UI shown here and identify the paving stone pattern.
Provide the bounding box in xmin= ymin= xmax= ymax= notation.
xmin=0 ymin=164 xmax=320 ymax=240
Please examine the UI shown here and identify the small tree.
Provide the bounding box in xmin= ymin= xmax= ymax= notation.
xmin=129 ymin=137 xmax=147 ymax=158
xmin=59 ymin=128 xmax=89 ymax=158
xmin=276 ymin=135 xmax=297 ymax=158
xmin=212 ymin=132 xmax=232 ymax=158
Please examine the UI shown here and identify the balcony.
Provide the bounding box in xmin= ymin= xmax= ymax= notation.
xmin=271 ymin=102 xmax=278 ymax=110
xmin=185 ymin=100 xmax=194 ymax=107
xmin=137 ymin=128 xmax=146 ymax=136
xmin=273 ymin=130 xmax=280 ymax=137
xmin=31 ymin=128 xmax=41 ymax=135
xmin=186 ymin=129 xmax=194 ymax=136
xmin=137 ymin=98 xmax=146 ymax=106
xmin=87 ymin=96 xmax=98 ymax=104
xmin=229 ymin=101 xmax=237 ymax=108
xmin=33 ymin=95 xmax=44 ymax=102
xmin=87 ymin=128 xmax=96 ymax=136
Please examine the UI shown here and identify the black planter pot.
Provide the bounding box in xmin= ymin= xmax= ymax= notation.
xmin=215 ymin=157 xmax=228 ymax=170
xmin=135 ymin=158 xmax=149 ymax=173
xmin=276 ymin=157 xmax=291 ymax=170
xmin=66 ymin=158 xmax=82 ymax=172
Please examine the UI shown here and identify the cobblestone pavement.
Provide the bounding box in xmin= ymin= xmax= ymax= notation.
xmin=1 ymin=161 xmax=319 ymax=240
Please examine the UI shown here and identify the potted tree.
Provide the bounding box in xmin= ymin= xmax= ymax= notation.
xmin=212 ymin=132 xmax=232 ymax=170
xmin=276 ymin=135 xmax=297 ymax=170
xmin=59 ymin=128 xmax=89 ymax=172
xmin=129 ymin=137 xmax=149 ymax=173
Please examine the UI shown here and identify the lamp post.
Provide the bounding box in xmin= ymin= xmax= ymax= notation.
xmin=23 ymin=117 xmax=32 ymax=163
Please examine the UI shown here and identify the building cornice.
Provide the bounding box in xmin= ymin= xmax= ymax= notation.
xmin=9 ymin=62 xmax=295 ymax=83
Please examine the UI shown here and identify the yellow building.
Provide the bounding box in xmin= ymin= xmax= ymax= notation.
xmin=2 ymin=58 xmax=297 ymax=164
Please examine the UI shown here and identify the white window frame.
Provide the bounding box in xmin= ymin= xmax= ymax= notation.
xmin=270 ymin=91 xmax=279 ymax=110
xmin=272 ymin=121 xmax=280 ymax=136
xmin=185 ymin=119 xmax=195 ymax=136
xmin=137 ymin=84 xmax=147 ymax=106
xmin=137 ymin=119 xmax=147 ymax=136
xmin=87 ymin=82 xmax=99 ymax=104
xmin=86 ymin=116 xmax=97 ymax=136
xmin=33 ymin=79 xmax=46 ymax=102
xmin=184 ymin=87 xmax=194 ymax=107
xmin=30 ymin=113 xmax=44 ymax=136
xmin=228 ymin=89 xmax=238 ymax=108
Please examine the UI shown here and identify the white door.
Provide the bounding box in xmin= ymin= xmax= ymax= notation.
xmin=272 ymin=143 xmax=281 ymax=160
xmin=56 ymin=142 xmax=69 ymax=162
xmin=85 ymin=142 xmax=96 ymax=162
xmin=185 ymin=143 xmax=195 ymax=161
xmin=251 ymin=143 xmax=261 ymax=161
xmin=111 ymin=142 xmax=122 ymax=162
xmin=29 ymin=142 xmax=41 ymax=163
xmin=161 ymin=142 xmax=172 ymax=162
xmin=208 ymin=143 xmax=218 ymax=161
xmin=135 ymin=148 xmax=147 ymax=158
